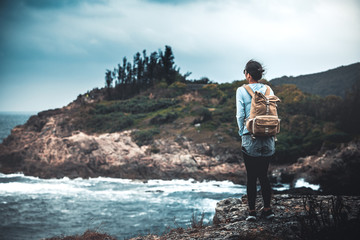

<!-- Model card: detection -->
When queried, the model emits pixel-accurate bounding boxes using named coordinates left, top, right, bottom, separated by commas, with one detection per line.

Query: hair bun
left=245, top=60, right=264, bottom=81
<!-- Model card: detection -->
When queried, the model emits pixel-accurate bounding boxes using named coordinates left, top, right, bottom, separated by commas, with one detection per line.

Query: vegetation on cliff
left=71, top=46, right=360, bottom=165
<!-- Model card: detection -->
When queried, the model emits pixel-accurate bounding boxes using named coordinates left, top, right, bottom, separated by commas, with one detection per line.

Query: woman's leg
left=243, top=151, right=258, bottom=211
left=257, top=155, right=272, bottom=208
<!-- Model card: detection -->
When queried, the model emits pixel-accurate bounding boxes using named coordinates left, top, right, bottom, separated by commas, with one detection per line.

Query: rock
left=213, top=198, right=243, bottom=224
left=275, top=141, right=360, bottom=195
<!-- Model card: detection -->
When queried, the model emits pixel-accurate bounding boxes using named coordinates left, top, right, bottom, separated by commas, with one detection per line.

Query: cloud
left=2, top=0, right=359, bottom=68
left=0, top=0, right=359, bottom=111
left=1, top=0, right=106, bottom=9
left=145, top=0, right=198, bottom=5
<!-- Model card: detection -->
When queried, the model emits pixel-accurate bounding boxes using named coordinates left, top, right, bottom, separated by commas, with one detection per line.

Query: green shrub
left=201, top=121, right=219, bottom=131
left=169, top=81, right=187, bottom=95
left=215, top=104, right=235, bottom=123
left=92, top=97, right=179, bottom=115
left=191, top=107, right=212, bottom=124
left=324, top=131, right=352, bottom=143
left=131, top=128, right=160, bottom=146
left=150, top=111, right=178, bottom=125
left=156, top=80, right=168, bottom=89
left=199, top=84, right=225, bottom=99
left=275, top=132, right=304, bottom=163
left=85, top=112, right=134, bottom=133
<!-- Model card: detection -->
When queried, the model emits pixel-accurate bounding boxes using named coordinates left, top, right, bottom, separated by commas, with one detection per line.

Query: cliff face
left=0, top=103, right=245, bottom=183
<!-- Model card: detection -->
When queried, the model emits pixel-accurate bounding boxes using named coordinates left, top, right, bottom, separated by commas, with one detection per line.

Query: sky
left=0, top=0, right=359, bottom=112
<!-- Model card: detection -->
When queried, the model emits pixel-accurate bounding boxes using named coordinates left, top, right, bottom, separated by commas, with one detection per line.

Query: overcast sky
left=1, top=0, right=359, bottom=112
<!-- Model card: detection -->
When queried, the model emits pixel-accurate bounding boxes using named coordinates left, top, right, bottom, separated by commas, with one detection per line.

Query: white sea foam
left=0, top=173, right=245, bottom=205
left=0, top=172, right=28, bottom=178
left=273, top=183, right=291, bottom=191
left=295, top=178, right=320, bottom=191
left=0, top=173, right=241, bottom=192
left=0, top=182, right=88, bottom=196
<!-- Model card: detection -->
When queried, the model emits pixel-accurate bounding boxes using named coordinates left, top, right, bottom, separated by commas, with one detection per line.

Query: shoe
left=246, top=211, right=256, bottom=221
left=261, top=209, right=275, bottom=220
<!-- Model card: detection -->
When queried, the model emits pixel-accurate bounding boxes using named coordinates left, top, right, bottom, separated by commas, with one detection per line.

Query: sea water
left=0, top=173, right=246, bottom=239
left=0, top=112, right=35, bottom=143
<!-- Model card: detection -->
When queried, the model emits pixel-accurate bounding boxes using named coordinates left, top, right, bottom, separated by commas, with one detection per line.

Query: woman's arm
left=236, top=87, right=245, bottom=136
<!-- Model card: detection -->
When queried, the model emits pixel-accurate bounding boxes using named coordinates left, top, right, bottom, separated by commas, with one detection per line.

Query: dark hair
left=244, top=60, right=265, bottom=81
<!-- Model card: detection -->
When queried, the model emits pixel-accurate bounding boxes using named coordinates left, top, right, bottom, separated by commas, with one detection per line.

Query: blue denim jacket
left=236, top=83, right=275, bottom=157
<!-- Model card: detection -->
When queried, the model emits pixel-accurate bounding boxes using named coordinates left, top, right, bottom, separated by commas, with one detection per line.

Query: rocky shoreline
left=1, top=102, right=360, bottom=194
left=0, top=121, right=246, bottom=183
left=1, top=87, right=360, bottom=195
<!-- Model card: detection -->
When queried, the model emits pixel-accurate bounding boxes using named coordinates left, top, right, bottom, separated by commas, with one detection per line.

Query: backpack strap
left=243, top=84, right=254, bottom=98
left=264, top=85, right=271, bottom=96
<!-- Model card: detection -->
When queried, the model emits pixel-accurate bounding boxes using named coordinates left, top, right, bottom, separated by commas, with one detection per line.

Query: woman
left=236, top=60, right=275, bottom=221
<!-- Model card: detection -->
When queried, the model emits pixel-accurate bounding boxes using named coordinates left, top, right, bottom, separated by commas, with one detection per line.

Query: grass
left=190, top=211, right=206, bottom=229
left=297, top=195, right=360, bottom=240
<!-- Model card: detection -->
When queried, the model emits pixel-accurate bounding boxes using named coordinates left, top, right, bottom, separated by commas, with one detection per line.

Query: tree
left=148, top=51, right=159, bottom=87
left=105, top=69, right=113, bottom=88
left=105, top=69, right=113, bottom=99
left=160, top=45, right=176, bottom=85
left=142, top=50, right=150, bottom=87
left=104, top=45, right=189, bottom=100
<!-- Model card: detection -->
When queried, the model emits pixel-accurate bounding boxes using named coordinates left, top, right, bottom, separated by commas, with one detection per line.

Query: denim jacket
left=236, top=83, right=275, bottom=157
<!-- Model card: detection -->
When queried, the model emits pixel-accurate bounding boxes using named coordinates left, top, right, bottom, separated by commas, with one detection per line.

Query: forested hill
left=270, top=62, right=360, bottom=98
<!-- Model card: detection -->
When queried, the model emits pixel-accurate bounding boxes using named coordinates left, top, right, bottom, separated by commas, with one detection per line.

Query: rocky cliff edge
left=128, top=194, right=360, bottom=240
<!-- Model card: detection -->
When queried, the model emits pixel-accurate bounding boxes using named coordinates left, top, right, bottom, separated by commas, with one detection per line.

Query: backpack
left=243, top=84, right=281, bottom=137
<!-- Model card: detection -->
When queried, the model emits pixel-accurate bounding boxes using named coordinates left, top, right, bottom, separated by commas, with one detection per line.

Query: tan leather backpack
left=243, top=84, right=281, bottom=137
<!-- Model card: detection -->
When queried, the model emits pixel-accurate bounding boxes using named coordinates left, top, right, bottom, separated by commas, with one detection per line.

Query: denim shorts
left=241, top=134, right=275, bottom=157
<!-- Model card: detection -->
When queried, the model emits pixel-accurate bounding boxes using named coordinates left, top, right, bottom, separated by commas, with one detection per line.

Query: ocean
left=0, top=112, right=292, bottom=240
left=0, top=173, right=246, bottom=240
left=0, top=112, right=35, bottom=143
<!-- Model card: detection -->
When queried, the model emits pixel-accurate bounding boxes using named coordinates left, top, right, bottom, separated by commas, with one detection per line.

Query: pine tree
left=103, top=45, right=188, bottom=100
left=160, top=45, right=176, bottom=85
left=105, top=69, right=113, bottom=99
left=105, top=69, right=113, bottom=88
